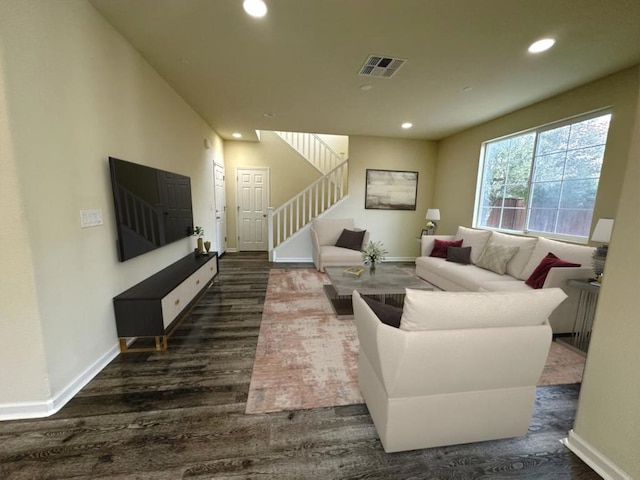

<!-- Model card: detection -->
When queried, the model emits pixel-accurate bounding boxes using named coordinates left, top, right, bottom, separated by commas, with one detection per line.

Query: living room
left=1, top=1, right=638, bottom=478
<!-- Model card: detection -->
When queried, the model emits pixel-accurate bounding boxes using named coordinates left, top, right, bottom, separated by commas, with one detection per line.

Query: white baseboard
left=562, top=429, right=631, bottom=480
left=0, top=341, right=122, bottom=421
left=273, top=256, right=313, bottom=263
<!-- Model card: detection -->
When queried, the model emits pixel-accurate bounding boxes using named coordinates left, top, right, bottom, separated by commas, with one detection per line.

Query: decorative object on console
left=425, top=208, right=440, bottom=234
left=361, top=241, right=388, bottom=274
left=590, top=217, right=614, bottom=282
left=204, top=240, right=211, bottom=253
left=193, top=226, right=204, bottom=254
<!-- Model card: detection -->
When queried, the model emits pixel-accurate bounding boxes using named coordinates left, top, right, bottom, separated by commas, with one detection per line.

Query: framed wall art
left=365, top=169, right=418, bottom=210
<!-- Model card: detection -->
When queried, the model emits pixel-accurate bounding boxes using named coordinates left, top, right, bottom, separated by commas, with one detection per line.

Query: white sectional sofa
left=353, top=288, right=566, bottom=452
left=415, top=226, right=596, bottom=333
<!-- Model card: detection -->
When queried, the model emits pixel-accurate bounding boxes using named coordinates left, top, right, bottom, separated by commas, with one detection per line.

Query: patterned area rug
left=245, top=268, right=586, bottom=414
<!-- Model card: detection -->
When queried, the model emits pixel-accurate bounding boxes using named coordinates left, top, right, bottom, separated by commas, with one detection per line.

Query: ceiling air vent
left=358, top=55, right=406, bottom=78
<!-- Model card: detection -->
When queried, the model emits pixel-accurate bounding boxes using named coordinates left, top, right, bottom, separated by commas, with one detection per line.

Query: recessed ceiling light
left=232, top=133, right=242, bottom=138
left=243, top=0, right=267, bottom=17
left=359, top=84, right=373, bottom=91
left=462, top=86, right=472, bottom=92
left=263, top=112, right=276, bottom=118
left=401, top=122, right=413, bottom=129
left=528, top=38, right=556, bottom=54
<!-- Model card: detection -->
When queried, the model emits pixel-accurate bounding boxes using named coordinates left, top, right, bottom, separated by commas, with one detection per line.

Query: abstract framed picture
left=365, top=169, right=418, bottom=210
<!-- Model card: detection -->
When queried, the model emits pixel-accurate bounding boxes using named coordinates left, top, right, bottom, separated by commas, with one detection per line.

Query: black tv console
left=113, top=252, right=218, bottom=352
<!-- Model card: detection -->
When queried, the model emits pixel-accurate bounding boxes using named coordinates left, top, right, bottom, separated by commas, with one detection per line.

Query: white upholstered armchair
left=310, top=218, right=369, bottom=272
left=353, top=288, right=567, bottom=453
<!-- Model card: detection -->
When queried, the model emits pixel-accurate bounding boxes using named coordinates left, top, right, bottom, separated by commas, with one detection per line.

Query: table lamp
left=425, top=209, right=440, bottom=235
left=591, top=218, right=614, bottom=282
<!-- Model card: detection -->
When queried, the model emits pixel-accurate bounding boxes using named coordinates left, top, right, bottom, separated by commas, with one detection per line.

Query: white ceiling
left=90, top=0, right=640, bottom=142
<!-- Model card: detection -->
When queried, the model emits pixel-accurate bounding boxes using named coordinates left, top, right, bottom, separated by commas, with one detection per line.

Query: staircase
left=275, top=131, right=343, bottom=174
left=269, top=132, right=349, bottom=257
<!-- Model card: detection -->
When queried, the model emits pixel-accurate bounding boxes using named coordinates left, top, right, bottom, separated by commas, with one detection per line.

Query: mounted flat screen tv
left=109, top=157, right=194, bottom=262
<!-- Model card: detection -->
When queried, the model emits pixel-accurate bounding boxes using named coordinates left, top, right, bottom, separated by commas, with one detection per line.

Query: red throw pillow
left=429, top=239, right=463, bottom=258
left=525, top=252, right=581, bottom=289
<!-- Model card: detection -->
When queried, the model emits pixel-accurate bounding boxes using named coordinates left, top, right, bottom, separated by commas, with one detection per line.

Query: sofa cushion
left=475, top=244, right=519, bottom=275
left=335, top=229, right=366, bottom=250
left=525, top=253, right=581, bottom=289
left=446, top=246, right=472, bottom=264
left=455, top=226, right=492, bottom=264
left=312, top=218, right=355, bottom=246
left=430, top=239, right=463, bottom=258
left=487, top=231, right=538, bottom=279
left=362, top=296, right=402, bottom=328
left=399, top=288, right=567, bottom=331
left=520, top=237, right=594, bottom=279
left=318, top=245, right=363, bottom=264
left=478, top=281, right=533, bottom=292
left=432, top=259, right=519, bottom=291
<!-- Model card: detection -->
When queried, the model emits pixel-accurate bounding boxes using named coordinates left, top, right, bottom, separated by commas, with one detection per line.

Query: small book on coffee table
left=343, top=266, right=364, bottom=277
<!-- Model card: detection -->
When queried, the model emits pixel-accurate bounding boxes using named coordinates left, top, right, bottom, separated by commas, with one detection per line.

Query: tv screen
left=109, top=157, right=194, bottom=262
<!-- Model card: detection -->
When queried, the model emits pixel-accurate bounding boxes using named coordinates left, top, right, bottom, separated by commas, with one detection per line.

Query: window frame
left=472, top=109, right=612, bottom=244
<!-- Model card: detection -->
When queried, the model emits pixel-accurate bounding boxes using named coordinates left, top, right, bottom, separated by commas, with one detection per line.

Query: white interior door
left=237, top=167, right=269, bottom=251
left=214, top=163, right=227, bottom=255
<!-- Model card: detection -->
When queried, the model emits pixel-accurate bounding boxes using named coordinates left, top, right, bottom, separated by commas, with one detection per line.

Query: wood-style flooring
left=0, top=252, right=599, bottom=479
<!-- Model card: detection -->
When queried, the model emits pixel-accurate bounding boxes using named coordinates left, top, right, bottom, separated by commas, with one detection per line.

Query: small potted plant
left=361, top=241, right=388, bottom=275
left=193, top=226, right=204, bottom=254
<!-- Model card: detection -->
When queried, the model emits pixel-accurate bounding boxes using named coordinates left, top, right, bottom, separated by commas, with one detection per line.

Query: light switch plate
left=80, top=209, right=104, bottom=228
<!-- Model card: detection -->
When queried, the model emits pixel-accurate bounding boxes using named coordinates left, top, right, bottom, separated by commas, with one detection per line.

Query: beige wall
left=322, top=135, right=438, bottom=259
left=572, top=83, right=640, bottom=478
left=0, top=0, right=219, bottom=406
left=0, top=48, right=50, bottom=404
left=435, top=67, right=640, bottom=237
left=224, top=131, right=322, bottom=250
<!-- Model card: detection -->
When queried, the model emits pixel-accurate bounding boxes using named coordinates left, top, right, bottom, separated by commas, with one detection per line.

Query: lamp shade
left=591, top=218, right=614, bottom=243
left=426, top=209, right=440, bottom=221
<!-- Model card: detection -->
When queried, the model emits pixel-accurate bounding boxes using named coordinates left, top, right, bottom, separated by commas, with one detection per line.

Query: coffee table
left=324, top=264, right=434, bottom=316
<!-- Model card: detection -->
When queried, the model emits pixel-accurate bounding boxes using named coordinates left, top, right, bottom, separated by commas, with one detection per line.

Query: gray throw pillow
left=362, top=296, right=402, bottom=328
left=446, top=246, right=472, bottom=264
left=335, top=229, right=366, bottom=250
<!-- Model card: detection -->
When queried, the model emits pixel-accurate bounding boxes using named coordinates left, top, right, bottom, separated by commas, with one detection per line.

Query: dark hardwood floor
left=0, top=252, right=598, bottom=479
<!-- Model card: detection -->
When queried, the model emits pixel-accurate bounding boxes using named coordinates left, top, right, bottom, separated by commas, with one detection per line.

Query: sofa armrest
left=310, top=227, right=321, bottom=271
left=361, top=229, right=371, bottom=249
left=353, top=292, right=406, bottom=389
left=420, top=235, right=456, bottom=257
left=542, top=266, right=593, bottom=289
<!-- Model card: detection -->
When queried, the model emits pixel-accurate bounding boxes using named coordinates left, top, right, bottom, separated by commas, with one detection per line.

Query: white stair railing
left=275, top=131, right=343, bottom=174
left=269, top=159, right=348, bottom=252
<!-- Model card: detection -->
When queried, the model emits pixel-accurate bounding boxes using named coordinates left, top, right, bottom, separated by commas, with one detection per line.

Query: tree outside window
left=476, top=112, right=611, bottom=241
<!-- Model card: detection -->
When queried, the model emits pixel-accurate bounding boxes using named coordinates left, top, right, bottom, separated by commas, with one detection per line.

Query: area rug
left=245, top=268, right=586, bottom=414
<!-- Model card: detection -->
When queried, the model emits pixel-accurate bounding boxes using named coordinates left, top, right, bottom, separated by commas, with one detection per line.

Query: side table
left=563, top=279, right=600, bottom=353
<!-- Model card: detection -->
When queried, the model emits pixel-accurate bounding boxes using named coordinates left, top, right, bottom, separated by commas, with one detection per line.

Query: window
left=475, top=112, right=611, bottom=241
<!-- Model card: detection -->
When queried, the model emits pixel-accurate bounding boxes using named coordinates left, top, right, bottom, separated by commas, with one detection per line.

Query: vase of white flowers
left=361, top=241, right=388, bottom=275
left=193, top=226, right=204, bottom=254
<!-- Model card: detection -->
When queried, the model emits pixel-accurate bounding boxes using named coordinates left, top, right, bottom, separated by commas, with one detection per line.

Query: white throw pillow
left=487, top=231, right=538, bottom=279
left=455, top=226, right=492, bottom=264
left=520, top=236, right=595, bottom=280
left=399, top=288, right=567, bottom=331
left=475, top=244, right=519, bottom=275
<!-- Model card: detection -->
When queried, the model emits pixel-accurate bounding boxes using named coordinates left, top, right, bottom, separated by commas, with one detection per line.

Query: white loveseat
left=311, top=218, right=370, bottom=272
left=353, top=288, right=567, bottom=453
left=415, top=226, right=595, bottom=333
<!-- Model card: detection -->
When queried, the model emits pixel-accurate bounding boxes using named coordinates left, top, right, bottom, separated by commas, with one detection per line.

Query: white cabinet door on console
left=161, top=278, right=193, bottom=329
